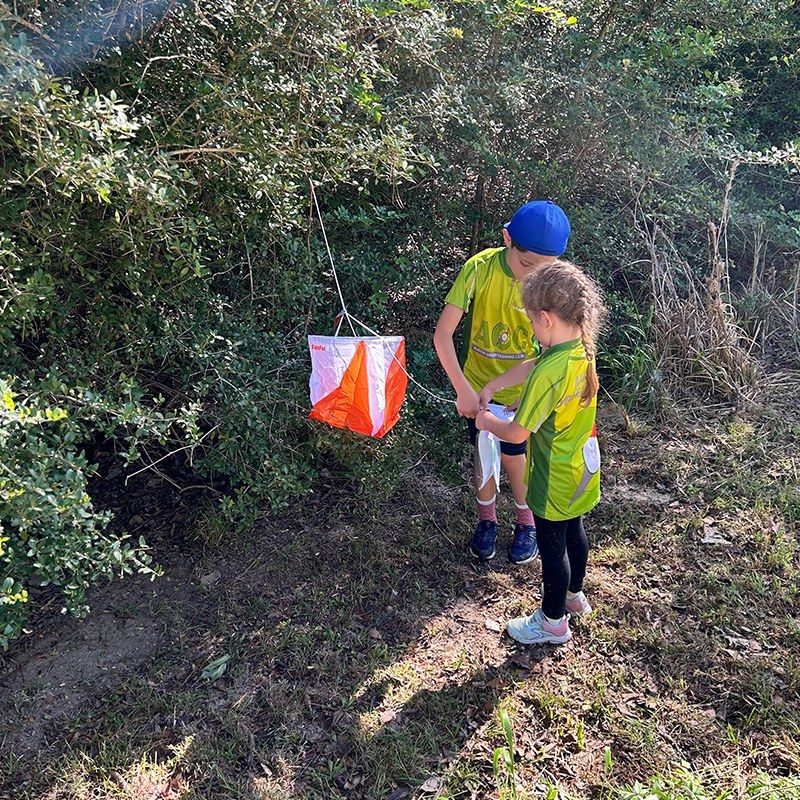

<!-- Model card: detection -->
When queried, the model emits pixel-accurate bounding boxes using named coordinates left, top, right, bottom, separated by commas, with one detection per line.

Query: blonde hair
left=522, top=260, right=608, bottom=406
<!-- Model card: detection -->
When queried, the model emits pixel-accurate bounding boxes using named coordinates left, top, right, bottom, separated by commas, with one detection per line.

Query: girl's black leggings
left=535, top=515, right=589, bottom=620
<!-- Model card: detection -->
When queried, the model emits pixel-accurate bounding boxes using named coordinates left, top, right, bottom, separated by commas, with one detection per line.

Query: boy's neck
left=509, top=263, right=527, bottom=282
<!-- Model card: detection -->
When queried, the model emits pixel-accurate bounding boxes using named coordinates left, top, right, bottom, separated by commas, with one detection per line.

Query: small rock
left=700, top=524, right=729, bottom=545
left=484, top=618, right=502, bottom=633
left=128, top=514, right=145, bottom=526
left=368, top=628, right=383, bottom=640
left=303, top=722, right=326, bottom=742
left=333, top=734, right=354, bottom=756
left=200, top=570, right=222, bottom=586
left=420, top=776, right=444, bottom=793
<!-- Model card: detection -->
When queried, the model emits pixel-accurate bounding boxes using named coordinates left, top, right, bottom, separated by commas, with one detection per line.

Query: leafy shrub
left=0, top=2, right=460, bottom=640
left=0, top=381, right=154, bottom=647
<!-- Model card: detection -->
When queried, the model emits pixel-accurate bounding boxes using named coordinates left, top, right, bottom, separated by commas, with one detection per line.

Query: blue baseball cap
left=504, top=200, right=571, bottom=256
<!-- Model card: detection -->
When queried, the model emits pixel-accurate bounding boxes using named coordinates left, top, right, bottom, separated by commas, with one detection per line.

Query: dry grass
left=736, top=271, right=800, bottom=368
left=633, top=160, right=800, bottom=408
left=640, top=181, right=763, bottom=405
left=636, top=168, right=800, bottom=417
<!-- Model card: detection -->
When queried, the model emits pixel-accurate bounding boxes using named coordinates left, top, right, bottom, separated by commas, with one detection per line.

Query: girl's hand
left=504, top=398, right=520, bottom=412
left=475, top=409, right=494, bottom=431
left=456, top=386, right=480, bottom=418
left=478, top=382, right=496, bottom=409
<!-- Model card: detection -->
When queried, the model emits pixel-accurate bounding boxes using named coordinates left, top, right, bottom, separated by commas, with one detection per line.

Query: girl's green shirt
left=513, top=338, right=600, bottom=521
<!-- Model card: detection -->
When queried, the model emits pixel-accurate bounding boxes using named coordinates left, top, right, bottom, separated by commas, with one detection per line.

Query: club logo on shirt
left=473, top=321, right=530, bottom=353
left=558, top=372, right=588, bottom=408
left=583, top=436, right=600, bottom=474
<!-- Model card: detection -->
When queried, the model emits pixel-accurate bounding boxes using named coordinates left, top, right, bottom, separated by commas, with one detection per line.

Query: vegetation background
left=0, top=1, right=798, bottom=798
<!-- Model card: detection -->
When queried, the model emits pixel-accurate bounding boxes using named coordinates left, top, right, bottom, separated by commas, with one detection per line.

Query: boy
left=433, top=200, right=571, bottom=562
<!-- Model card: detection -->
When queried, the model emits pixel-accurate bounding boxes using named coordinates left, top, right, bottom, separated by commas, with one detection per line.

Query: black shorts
left=466, top=418, right=526, bottom=456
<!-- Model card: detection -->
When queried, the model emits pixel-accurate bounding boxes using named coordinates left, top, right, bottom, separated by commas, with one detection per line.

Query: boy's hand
left=504, top=398, right=520, bottom=412
left=456, top=386, right=480, bottom=418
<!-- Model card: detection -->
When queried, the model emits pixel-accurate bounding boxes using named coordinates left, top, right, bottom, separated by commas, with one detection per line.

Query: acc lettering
left=511, top=325, right=530, bottom=351
left=473, top=321, right=532, bottom=356
left=474, top=319, right=491, bottom=347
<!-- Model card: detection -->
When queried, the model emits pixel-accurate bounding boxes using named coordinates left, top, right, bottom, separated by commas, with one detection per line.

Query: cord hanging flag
left=306, top=180, right=453, bottom=438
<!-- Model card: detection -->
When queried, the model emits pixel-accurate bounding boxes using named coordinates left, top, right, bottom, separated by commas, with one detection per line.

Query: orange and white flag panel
left=308, top=335, right=408, bottom=438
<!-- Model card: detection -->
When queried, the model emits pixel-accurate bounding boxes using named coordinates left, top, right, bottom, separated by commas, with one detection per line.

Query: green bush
left=0, top=3, right=448, bottom=641
left=0, top=381, right=154, bottom=647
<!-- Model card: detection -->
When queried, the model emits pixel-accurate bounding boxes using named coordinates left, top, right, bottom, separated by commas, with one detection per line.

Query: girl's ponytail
left=580, top=323, right=599, bottom=406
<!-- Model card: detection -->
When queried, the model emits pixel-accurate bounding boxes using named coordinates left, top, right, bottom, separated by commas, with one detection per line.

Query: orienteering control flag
left=308, top=335, right=408, bottom=438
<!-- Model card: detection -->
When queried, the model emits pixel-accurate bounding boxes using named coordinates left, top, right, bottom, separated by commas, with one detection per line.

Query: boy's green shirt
left=513, top=338, right=600, bottom=521
left=445, top=247, right=538, bottom=406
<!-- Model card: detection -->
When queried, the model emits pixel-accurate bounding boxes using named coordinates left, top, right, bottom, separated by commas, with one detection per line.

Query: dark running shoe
left=508, top=524, right=538, bottom=564
left=470, top=520, right=498, bottom=560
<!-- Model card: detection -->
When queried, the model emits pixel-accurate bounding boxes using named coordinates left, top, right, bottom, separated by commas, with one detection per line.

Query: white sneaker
left=506, top=609, right=572, bottom=645
left=539, top=583, right=593, bottom=619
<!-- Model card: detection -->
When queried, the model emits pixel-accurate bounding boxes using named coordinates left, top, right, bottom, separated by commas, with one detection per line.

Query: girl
left=475, top=260, right=607, bottom=644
